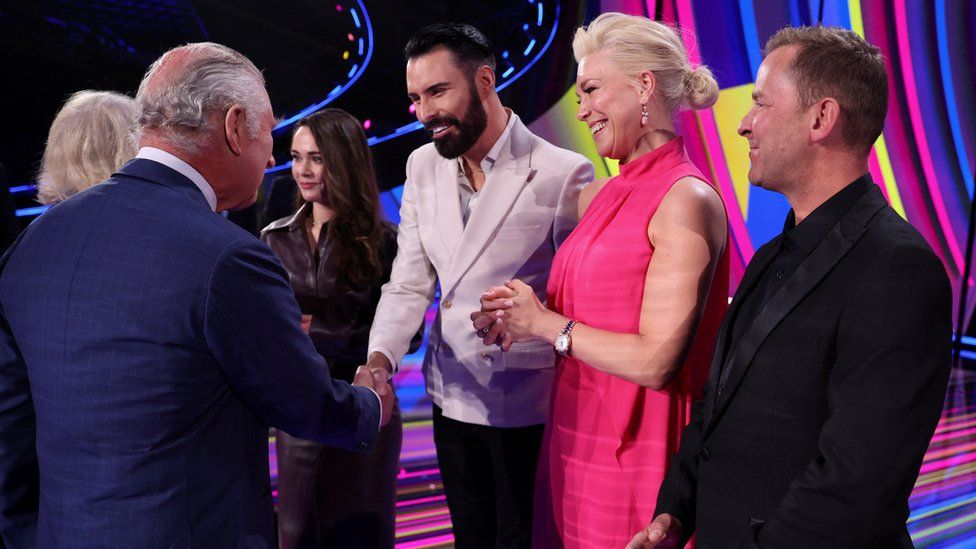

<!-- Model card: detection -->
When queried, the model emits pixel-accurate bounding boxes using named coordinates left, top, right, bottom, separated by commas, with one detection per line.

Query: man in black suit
left=629, top=26, right=951, bottom=548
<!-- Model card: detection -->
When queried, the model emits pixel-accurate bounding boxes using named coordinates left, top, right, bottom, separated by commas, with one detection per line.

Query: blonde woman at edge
left=473, top=13, right=729, bottom=548
left=37, top=90, right=138, bottom=205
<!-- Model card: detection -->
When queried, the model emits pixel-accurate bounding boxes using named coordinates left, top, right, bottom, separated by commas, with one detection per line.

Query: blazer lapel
left=701, top=241, right=780, bottom=429
left=442, top=119, right=536, bottom=296
left=434, top=159, right=464, bottom=260
left=703, top=187, right=888, bottom=437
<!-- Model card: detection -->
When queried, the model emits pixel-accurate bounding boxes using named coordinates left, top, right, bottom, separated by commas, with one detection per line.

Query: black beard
left=425, top=84, right=488, bottom=159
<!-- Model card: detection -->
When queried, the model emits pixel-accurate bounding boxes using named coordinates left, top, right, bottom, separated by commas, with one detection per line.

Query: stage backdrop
left=522, top=0, right=975, bottom=323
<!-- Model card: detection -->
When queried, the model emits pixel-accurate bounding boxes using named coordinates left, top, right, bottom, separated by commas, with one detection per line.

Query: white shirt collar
left=135, top=147, right=218, bottom=211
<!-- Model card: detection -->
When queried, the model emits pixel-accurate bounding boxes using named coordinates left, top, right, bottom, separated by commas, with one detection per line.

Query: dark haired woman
left=262, top=108, right=415, bottom=548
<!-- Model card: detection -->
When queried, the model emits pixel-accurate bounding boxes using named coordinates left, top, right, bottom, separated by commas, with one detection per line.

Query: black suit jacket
left=655, top=185, right=951, bottom=548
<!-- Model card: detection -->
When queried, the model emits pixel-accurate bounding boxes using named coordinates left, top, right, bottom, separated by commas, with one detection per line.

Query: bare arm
left=480, top=177, right=726, bottom=388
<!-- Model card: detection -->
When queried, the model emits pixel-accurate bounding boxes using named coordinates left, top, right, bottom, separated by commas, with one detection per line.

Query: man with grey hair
left=0, top=42, right=391, bottom=548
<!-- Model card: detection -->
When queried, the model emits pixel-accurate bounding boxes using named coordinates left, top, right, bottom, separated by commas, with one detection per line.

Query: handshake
left=353, top=353, right=396, bottom=428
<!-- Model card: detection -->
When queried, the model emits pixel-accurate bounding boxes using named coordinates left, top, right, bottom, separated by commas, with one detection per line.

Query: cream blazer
left=368, top=114, right=594, bottom=427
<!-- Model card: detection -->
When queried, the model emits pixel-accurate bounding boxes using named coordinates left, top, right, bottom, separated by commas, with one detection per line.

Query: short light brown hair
left=765, top=26, right=888, bottom=152
left=37, top=90, right=138, bottom=205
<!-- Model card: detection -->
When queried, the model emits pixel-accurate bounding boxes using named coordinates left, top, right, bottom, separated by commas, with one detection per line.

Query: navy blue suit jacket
left=0, top=159, right=379, bottom=548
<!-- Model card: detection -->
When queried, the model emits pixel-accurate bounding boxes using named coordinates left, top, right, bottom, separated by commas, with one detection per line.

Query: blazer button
left=442, top=300, right=453, bottom=309
left=717, top=385, right=725, bottom=397
left=700, top=447, right=711, bottom=461
left=359, top=441, right=367, bottom=449
left=480, top=352, right=493, bottom=362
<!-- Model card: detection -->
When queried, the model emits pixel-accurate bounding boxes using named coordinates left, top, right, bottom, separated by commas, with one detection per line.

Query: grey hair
left=136, top=42, right=267, bottom=153
left=573, top=12, right=719, bottom=113
left=37, top=90, right=139, bottom=205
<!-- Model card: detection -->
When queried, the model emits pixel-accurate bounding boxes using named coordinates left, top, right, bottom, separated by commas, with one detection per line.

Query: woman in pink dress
left=473, top=13, right=729, bottom=548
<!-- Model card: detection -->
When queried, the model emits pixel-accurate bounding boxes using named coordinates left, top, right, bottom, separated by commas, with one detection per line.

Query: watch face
left=555, top=334, right=570, bottom=353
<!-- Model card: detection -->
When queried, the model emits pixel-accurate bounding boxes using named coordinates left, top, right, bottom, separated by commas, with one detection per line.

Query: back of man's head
left=765, top=26, right=887, bottom=154
left=404, top=23, right=496, bottom=78
left=136, top=42, right=266, bottom=155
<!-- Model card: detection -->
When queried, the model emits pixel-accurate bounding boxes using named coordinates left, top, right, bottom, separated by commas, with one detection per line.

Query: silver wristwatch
left=554, top=319, right=577, bottom=357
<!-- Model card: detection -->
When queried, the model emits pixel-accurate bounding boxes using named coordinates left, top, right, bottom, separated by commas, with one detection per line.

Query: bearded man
left=362, top=23, right=593, bottom=549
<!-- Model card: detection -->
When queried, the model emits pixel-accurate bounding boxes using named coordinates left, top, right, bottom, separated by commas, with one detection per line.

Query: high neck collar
left=618, top=137, right=686, bottom=180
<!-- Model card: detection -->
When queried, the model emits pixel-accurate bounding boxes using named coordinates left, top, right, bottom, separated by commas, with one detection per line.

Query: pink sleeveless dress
left=533, top=138, right=729, bottom=548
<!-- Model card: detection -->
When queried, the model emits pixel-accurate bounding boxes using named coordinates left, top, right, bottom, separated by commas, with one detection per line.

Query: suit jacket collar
left=702, top=184, right=889, bottom=436
left=438, top=114, right=536, bottom=295
left=115, top=158, right=214, bottom=212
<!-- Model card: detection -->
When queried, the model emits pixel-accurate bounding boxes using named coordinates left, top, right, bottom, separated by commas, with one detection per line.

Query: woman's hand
left=471, top=285, right=515, bottom=350
left=482, top=279, right=550, bottom=348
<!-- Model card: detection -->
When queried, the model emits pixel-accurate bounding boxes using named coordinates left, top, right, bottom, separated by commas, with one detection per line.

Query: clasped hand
left=469, top=279, right=546, bottom=351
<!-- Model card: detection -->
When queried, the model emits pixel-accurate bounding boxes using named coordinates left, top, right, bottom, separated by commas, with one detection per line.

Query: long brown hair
left=294, top=109, right=384, bottom=288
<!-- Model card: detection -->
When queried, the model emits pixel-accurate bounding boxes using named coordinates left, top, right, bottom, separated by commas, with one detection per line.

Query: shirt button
left=717, top=385, right=725, bottom=397
left=701, top=447, right=711, bottom=461
left=442, top=300, right=453, bottom=309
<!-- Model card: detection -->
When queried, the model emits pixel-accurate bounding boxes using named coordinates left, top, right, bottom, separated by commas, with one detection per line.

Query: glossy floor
left=271, top=361, right=976, bottom=548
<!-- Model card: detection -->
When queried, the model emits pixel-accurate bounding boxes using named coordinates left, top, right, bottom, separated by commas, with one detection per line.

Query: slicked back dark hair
left=404, top=23, right=497, bottom=78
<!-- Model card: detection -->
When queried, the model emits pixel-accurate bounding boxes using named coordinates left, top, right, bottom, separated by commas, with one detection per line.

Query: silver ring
left=479, top=327, right=490, bottom=336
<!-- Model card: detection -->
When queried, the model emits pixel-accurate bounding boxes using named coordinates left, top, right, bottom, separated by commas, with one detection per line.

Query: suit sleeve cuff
left=364, top=386, right=382, bottom=430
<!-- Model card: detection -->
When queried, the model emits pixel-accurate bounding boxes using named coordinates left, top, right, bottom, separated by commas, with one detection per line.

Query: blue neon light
left=16, top=206, right=48, bottom=217
left=522, top=23, right=529, bottom=31
left=266, top=161, right=292, bottom=174
left=272, top=0, right=374, bottom=133
left=935, top=0, right=974, bottom=195
left=524, top=38, right=536, bottom=56
left=502, top=67, right=515, bottom=78
left=347, top=64, right=358, bottom=78
left=361, top=1, right=561, bottom=146
left=737, top=0, right=763, bottom=79
left=537, top=2, right=543, bottom=25
left=351, top=7, right=360, bottom=29
left=502, top=50, right=509, bottom=59
left=958, top=335, right=976, bottom=347
left=9, top=184, right=36, bottom=194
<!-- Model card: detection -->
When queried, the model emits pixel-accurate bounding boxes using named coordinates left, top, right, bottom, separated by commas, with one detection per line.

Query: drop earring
left=640, top=104, right=649, bottom=128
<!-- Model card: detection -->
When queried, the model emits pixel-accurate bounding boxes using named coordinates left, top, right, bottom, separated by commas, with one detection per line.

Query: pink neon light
left=868, top=151, right=890, bottom=202
left=363, top=119, right=372, bottom=130
left=396, top=533, right=455, bottom=549
left=671, top=0, right=755, bottom=262
left=893, top=1, right=964, bottom=271
left=335, top=4, right=342, bottom=11
left=396, top=494, right=446, bottom=508
left=397, top=467, right=440, bottom=480
left=928, top=425, right=976, bottom=445
left=919, top=450, right=976, bottom=475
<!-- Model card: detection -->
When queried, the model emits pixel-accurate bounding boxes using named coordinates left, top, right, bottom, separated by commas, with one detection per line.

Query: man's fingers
left=501, top=332, right=514, bottom=352
left=626, top=530, right=650, bottom=549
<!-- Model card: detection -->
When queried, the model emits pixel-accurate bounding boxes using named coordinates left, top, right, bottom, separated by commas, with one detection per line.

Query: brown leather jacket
left=261, top=204, right=419, bottom=382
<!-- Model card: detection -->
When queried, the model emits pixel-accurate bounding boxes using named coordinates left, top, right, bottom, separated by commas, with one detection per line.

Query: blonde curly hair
left=37, top=90, right=138, bottom=205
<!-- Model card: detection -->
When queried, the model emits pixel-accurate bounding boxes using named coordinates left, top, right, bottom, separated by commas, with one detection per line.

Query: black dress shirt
left=721, top=176, right=872, bottom=380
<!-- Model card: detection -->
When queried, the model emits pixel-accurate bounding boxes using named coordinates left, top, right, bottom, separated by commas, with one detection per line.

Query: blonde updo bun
left=573, top=12, right=718, bottom=113
left=684, top=65, right=719, bottom=110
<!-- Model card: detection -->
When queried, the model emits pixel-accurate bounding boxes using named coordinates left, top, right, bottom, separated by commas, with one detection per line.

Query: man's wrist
left=366, top=351, right=394, bottom=375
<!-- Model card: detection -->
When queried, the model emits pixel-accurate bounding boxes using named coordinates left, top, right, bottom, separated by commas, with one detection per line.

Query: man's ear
left=810, top=97, right=840, bottom=144
left=224, top=105, right=245, bottom=156
left=476, top=65, right=495, bottom=99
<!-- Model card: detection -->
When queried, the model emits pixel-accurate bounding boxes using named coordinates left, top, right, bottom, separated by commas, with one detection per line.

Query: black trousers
left=432, top=405, right=545, bottom=549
